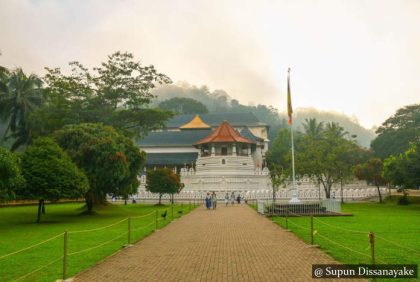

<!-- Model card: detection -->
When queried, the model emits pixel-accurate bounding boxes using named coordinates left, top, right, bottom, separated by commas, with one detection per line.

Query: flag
left=287, top=68, right=293, bottom=125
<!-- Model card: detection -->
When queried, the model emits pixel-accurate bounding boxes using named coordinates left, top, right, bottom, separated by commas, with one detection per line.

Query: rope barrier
left=68, top=218, right=128, bottom=234
left=67, top=232, right=128, bottom=256
left=375, top=234, right=420, bottom=256
left=273, top=218, right=311, bottom=231
left=0, top=232, right=64, bottom=260
left=312, top=217, right=366, bottom=234
left=131, top=221, right=156, bottom=232
left=130, top=210, right=155, bottom=219
left=12, top=256, right=63, bottom=282
left=5, top=205, right=188, bottom=281
left=315, top=232, right=377, bottom=261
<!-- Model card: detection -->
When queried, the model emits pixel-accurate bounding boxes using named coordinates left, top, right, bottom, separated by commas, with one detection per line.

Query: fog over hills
left=152, top=83, right=376, bottom=147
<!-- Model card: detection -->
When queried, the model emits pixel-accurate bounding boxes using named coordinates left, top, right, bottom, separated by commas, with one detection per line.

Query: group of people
left=205, top=191, right=243, bottom=210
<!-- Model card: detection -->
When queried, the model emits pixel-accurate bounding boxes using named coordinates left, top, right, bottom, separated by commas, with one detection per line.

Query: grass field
left=272, top=197, right=420, bottom=281
left=0, top=201, right=196, bottom=281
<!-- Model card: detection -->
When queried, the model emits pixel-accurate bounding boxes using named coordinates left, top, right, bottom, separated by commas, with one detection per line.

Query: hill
left=152, top=83, right=376, bottom=147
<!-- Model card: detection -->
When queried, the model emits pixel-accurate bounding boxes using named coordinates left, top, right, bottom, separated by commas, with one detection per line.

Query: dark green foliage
left=0, top=146, right=24, bottom=202
left=146, top=168, right=182, bottom=204
left=53, top=123, right=146, bottom=211
left=371, top=104, right=420, bottom=159
left=34, top=51, right=172, bottom=138
left=397, top=195, right=410, bottom=205
left=19, top=138, right=89, bottom=222
left=383, top=143, right=420, bottom=190
left=266, top=128, right=303, bottom=187
left=0, top=68, right=45, bottom=150
left=354, top=158, right=386, bottom=203
left=158, top=97, right=208, bottom=114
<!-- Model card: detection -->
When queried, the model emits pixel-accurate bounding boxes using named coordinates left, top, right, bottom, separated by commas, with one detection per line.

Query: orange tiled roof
left=179, top=115, right=211, bottom=129
left=194, top=121, right=255, bottom=145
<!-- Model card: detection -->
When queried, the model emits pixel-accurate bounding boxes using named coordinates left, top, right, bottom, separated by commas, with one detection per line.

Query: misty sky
left=1, top=0, right=419, bottom=128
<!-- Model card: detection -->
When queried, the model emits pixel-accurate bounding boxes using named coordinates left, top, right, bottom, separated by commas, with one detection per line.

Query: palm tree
left=325, top=122, right=349, bottom=138
left=0, top=68, right=44, bottom=150
left=302, top=118, right=324, bottom=139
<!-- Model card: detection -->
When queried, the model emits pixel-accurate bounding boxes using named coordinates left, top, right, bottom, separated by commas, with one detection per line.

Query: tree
left=19, top=138, right=89, bottom=222
left=37, top=52, right=173, bottom=138
left=158, top=97, right=208, bottom=114
left=53, top=123, right=145, bottom=211
left=146, top=168, right=183, bottom=205
left=269, top=164, right=289, bottom=203
left=371, top=104, right=420, bottom=159
left=383, top=143, right=420, bottom=190
left=266, top=128, right=296, bottom=198
left=296, top=120, right=361, bottom=199
left=354, top=158, right=386, bottom=203
left=0, top=146, right=24, bottom=202
left=0, top=68, right=44, bottom=150
left=302, top=118, right=324, bottom=139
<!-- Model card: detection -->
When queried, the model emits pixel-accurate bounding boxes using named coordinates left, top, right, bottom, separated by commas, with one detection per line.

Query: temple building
left=181, top=120, right=271, bottom=192
left=137, top=113, right=271, bottom=194
left=138, top=113, right=269, bottom=169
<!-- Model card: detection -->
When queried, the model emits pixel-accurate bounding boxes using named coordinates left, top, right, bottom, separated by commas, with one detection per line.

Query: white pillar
left=211, top=144, right=215, bottom=156
left=232, top=143, right=237, bottom=156
left=247, top=144, right=251, bottom=156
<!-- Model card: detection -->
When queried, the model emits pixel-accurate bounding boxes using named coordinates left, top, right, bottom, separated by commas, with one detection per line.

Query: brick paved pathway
left=75, top=205, right=364, bottom=282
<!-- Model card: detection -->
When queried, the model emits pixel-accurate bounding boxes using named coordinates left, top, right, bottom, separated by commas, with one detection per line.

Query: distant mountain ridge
left=152, top=83, right=376, bottom=147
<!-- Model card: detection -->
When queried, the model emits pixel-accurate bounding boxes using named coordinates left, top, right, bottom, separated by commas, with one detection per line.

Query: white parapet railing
left=257, top=200, right=265, bottom=214
left=257, top=199, right=342, bottom=216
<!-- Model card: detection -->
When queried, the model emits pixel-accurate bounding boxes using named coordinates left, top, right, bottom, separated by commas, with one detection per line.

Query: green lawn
left=272, top=197, right=420, bottom=281
left=0, top=201, right=196, bottom=281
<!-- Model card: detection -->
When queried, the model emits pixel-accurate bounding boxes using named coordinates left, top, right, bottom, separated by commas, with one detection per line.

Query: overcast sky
left=1, top=0, right=419, bottom=128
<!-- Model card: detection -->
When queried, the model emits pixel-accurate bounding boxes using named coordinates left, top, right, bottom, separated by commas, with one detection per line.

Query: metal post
left=155, top=209, right=158, bottom=230
left=63, top=231, right=68, bottom=280
left=311, top=216, right=314, bottom=245
left=128, top=217, right=131, bottom=245
left=369, top=232, right=375, bottom=265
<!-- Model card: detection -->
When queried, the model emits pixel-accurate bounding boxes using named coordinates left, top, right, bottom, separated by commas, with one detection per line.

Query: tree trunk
left=37, top=199, right=43, bottom=223
left=388, top=183, right=391, bottom=199
left=318, top=183, right=321, bottom=200
left=42, top=200, right=46, bottom=214
left=340, top=178, right=344, bottom=204
left=159, top=193, right=162, bottom=205
left=85, top=191, right=94, bottom=212
left=376, top=183, right=383, bottom=203
left=321, top=181, right=331, bottom=199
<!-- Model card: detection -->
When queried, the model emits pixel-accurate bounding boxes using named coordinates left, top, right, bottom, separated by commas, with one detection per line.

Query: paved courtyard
left=74, top=204, right=364, bottom=282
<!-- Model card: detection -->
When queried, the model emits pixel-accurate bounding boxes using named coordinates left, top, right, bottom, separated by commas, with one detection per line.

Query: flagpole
left=288, top=68, right=300, bottom=203
left=289, top=122, right=299, bottom=203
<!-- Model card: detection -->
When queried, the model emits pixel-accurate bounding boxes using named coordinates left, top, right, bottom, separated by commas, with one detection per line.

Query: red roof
left=194, top=121, right=255, bottom=145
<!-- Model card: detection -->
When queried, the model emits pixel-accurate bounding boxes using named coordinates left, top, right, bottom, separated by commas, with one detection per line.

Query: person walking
left=205, top=193, right=212, bottom=210
left=237, top=193, right=241, bottom=204
left=211, top=192, right=217, bottom=210
left=231, top=192, right=235, bottom=206
left=224, top=193, right=229, bottom=207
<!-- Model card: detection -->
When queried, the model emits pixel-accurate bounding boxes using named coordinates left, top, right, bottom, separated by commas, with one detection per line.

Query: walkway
left=75, top=205, right=364, bottom=282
